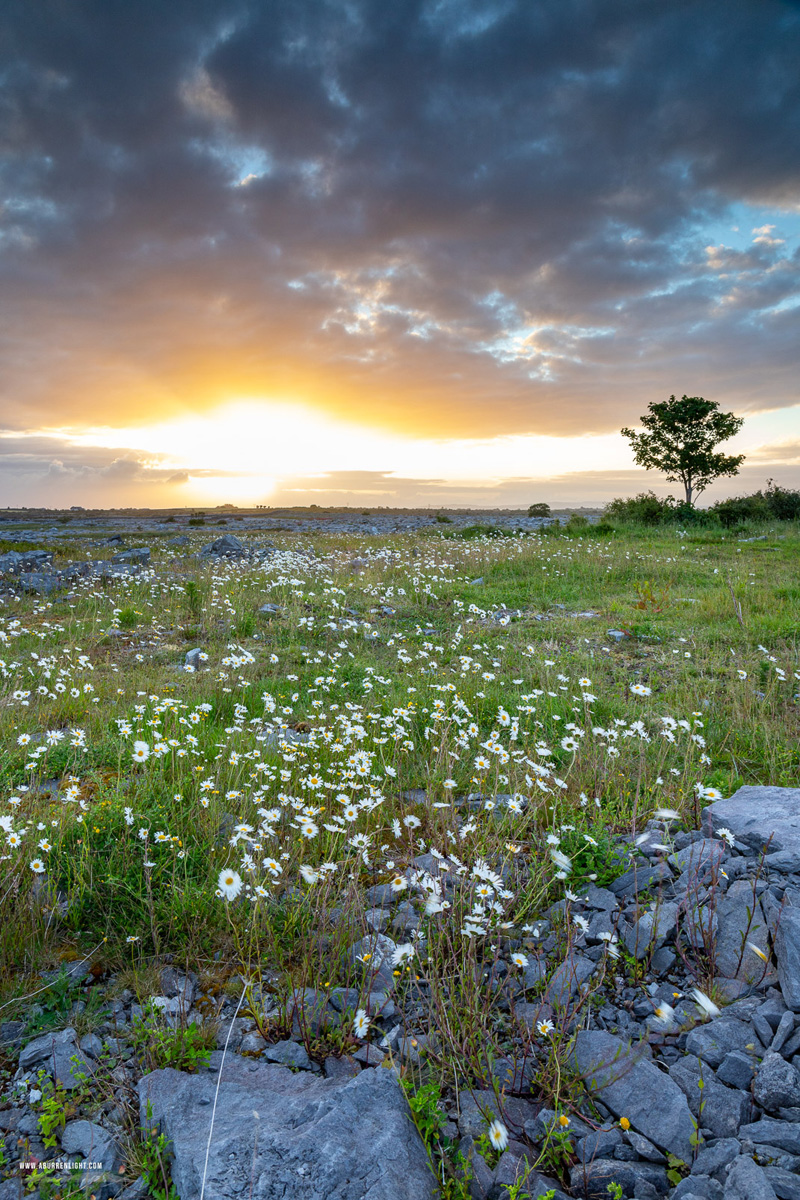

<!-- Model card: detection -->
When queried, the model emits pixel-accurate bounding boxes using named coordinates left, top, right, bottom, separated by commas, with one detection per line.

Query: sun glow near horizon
left=50, top=399, right=631, bottom=502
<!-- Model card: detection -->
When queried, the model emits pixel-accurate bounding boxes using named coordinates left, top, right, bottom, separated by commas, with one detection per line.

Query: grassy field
left=0, top=517, right=798, bottom=1185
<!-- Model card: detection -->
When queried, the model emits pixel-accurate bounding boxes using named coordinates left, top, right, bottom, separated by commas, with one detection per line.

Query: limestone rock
left=138, top=1055, right=437, bottom=1199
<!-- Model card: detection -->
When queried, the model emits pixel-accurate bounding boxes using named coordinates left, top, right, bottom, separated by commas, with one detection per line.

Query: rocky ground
left=2, top=784, right=800, bottom=1200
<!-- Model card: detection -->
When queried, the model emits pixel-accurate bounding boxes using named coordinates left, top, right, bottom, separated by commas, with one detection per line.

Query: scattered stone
left=569, top=1157, right=668, bottom=1198
left=717, top=1049, right=756, bottom=1090
left=61, top=1119, right=122, bottom=1190
left=622, top=901, right=679, bottom=960
left=544, top=952, right=595, bottom=1007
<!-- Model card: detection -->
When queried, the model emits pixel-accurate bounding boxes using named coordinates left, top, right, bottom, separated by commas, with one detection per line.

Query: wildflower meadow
left=1, top=513, right=798, bottom=1198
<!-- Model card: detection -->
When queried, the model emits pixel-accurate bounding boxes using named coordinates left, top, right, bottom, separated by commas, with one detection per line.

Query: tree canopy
left=621, top=395, right=745, bottom=506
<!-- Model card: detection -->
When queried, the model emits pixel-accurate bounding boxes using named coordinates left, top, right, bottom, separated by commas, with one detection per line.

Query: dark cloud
left=0, top=0, right=798, bottom=446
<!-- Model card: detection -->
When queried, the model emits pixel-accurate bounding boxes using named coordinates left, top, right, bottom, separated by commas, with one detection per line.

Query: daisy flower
left=487, top=1120, right=508, bottom=1152
left=353, top=1008, right=370, bottom=1038
left=217, top=868, right=243, bottom=900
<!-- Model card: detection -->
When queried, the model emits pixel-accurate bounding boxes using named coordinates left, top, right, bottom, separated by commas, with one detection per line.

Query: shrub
left=711, top=482, right=800, bottom=527
left=604, top=493, right=718, bottom=527
left=604, top=492, right=672, bottom=526
left=712, top=493, right=772, bottom=528
left=528, top=503, right=551, bottom=518
left=565, top=514, right=589, bottom=532
left=765, top=481, right=800, bottom=520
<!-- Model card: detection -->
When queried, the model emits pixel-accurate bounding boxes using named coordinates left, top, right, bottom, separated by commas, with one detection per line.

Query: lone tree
left=621, top=395, right=745, bottom=506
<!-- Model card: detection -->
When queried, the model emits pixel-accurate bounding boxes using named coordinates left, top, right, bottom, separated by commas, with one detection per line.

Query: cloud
left=0, top=433, right=254, bottom=505
left=0, top=0, right=798, bottom=459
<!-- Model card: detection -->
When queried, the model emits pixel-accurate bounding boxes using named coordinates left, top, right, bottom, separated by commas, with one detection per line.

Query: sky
left=1, top=0, right=799, bottom=508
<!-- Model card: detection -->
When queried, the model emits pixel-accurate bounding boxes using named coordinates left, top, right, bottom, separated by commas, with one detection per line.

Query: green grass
left=0, top=518, right=797, bottom=1134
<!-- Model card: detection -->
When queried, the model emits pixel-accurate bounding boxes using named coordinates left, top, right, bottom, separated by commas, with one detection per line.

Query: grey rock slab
left=622, top=901, right=678, bottom=961
left=714, top=879, right=773, bottom=984
left=543, top=952, right=595, bottom=1007
left=671, top=1179, right=724, bottom=1200
left=771, top=1011, right=796, bottom=1053
left=740, top=1118, right=800, bottom=1154
left=582, top=884, right=619, bottom=911
left=717, top=1050, right=757, bottom=1090
left=763, top=1165, right=800, bottom=1200
left=690, top=1138, right=741, bottom=1177
left=668, top=840, right=727, bottom=886
left=61, top=1118, right=122, bottom=1188
left=18, top=570, right=65, bottom=595
left=703, top=787, right=800, bottom=858
left=685, top=1017, right=757, bottom=1068
left=520, top=959, right=547, bottom=990
left=263, top=1039, right=311, bottom=1069
left=724, top=1154, right=779, bottom=1200
left=609, top=860, right=673, bottom=898
left=575, top=1128, right=622, bottom=1162
left=568, top=1158, right=668, bottom=1197
left=18, top=1026, right=92, bottom=1089
left=323, top=1055, right=360, bottom=1082
left=347, top=933, right=398, bottom=991
left=775, top=908, right=800, bottom=1011
left=571, top=1030, right=695, bottom=1161
left=625, top=1130, right=666, bottom=1162
left=112, top=547, right=150, bottom=565
left=457, top=1089, right=536, bottom=1140
left=754, top=1052, right=800, bottom=1112
left=669, top=1054, right=749, bottom=1139
left=138, top=1055, right=436, bottom=1200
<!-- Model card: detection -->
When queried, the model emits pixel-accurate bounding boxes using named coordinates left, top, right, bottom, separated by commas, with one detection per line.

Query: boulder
left=669, top=1054, right=749, bottom=1139
left=112, top=547, right=150, bottom=565
left=18, top=1027, right=92, bottom=1089
left=138, top=1055, right=437, bottom=1199
left=570, top=1031, right=695, bottom=1162
left=753, top=1051, right=800, bottom=1112
left=703, top=787, right=800, bottom=859
left=684, top=1017, right=756, bottom=1069
left=61, top=1119, right=122, bottom=1190
left=775, top=907, right=800, bottom=1011
left=714, top=879, right=774, bottom=984
left=200, top=534, right=247, bottom=559
left=724, top=1154, right=779, bottom=1200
